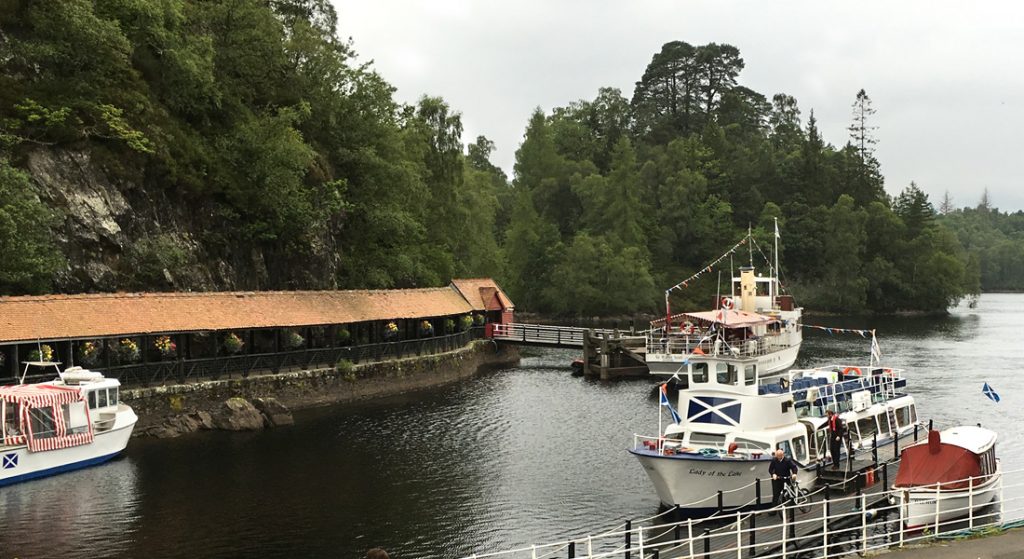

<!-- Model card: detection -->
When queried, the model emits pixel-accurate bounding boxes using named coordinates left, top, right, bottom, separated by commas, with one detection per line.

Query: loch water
left=1, top=294, right=1022, bottom=559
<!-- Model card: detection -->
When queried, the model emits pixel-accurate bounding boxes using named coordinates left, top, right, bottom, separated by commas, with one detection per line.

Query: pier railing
left=7, top=328, right=486, bottom=387
left=460, top=461, right=1023, bottom=559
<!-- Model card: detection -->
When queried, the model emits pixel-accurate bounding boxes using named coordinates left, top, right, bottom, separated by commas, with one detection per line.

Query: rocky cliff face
left=26, top=147, right=338, bottom=293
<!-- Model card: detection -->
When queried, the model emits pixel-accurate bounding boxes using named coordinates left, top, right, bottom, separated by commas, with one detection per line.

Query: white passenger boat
left=646, top=225, right=802, bottom=383
left=894, top=426, right=1001, bottom=529
left=1, top=362, right=137, bottom=486
left=630, top=364, right=921, bottom=514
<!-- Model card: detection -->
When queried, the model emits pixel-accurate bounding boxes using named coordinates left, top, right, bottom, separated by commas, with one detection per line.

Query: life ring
left=843, top=366, right=862, bottom=376
left=721, top=297, right=734, bottom=310
left=682, top=321, right=695, bottom=334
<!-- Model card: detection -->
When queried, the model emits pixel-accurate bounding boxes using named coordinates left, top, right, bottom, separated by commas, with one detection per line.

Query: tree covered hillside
left=0, top=3, right=980, bottom=314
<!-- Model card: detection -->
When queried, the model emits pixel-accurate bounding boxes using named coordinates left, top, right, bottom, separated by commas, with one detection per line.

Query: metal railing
left=461, top=453, right=1019, bottom=559
left=3, top=329, right=486, bottom=388
left=490, top=323, right=641, bottom=347
left=646, top=333, right=788, bottom=359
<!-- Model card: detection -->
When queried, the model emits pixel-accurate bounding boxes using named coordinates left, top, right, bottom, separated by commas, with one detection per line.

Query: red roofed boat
left=893, top=426, right=1001, bottom=529
left=1, top=362, right=137, bottom=486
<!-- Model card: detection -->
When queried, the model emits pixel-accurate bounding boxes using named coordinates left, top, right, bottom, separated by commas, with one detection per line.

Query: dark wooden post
left=624, top=519, right=631, bottom=559
left=64, top=340, right=74, bottom=367
left=176, top=333, right=185, bottom=383
left=141, top=336, right=149, bottom=365
left=10, top=345, right=18, bottom=379
left=567, top=541, right=575, bottom=558
left=749, top=506, right=757, bottom=549
left=104, top=339, right=112, bottom=370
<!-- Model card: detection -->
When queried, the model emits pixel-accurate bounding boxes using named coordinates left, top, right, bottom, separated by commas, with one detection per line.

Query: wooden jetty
left=488, top=323, right=649, bottom=379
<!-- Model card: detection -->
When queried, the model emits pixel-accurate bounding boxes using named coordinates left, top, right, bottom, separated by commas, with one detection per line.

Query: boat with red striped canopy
left=1, top=362, right=137, bottom=486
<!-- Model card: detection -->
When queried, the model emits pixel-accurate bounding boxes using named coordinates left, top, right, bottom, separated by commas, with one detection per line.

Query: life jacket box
left=851, top=390, right=872, bottom=412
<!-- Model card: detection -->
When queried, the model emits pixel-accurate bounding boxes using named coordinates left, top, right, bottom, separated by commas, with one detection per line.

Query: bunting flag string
left=797, top=323, right=874, bottom=337
left=665, top=237, right=749, bottom=294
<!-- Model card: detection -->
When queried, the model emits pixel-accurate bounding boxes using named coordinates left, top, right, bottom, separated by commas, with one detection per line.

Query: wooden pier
left=489, top=323, right=650, bottom=379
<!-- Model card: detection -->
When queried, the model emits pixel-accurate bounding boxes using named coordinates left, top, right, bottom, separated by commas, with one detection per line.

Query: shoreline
left=123, top=339, right=520, bottom=437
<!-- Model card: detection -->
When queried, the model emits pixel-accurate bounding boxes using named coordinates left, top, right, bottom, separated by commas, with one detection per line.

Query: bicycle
left=781, top=477, right=812, bottom=514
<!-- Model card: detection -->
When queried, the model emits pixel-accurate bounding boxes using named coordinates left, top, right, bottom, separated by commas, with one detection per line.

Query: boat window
left=108, top=387, right=118, bottom=406
left=689, top=433, right=726, bottom=447
left=744, top=365, right=757, bottom=386
left=813, top=429, right=827, bottom=459
left=857, top=417, right=877, bottom=441
left=88, top=390, right=97, bottom=409
left=692, top=363, right=708, bottom=383
left=98, top=389, right=108, bottom=408
left=2, top=403, right=21, bottom=438
left=791, top=436, right=808, bottom=463
left=63, top=402, right=90, bottom=435
left=28, top=407, right=56, bottom=439
left=895, top=405, right=918, bottom=427
left=734, top=437, right=770, bottom=453
left=777, top=439, right=792, bottom=457
left=877, top=411, right=891, bottom=434
left=716, top=363, right=737, bottom=385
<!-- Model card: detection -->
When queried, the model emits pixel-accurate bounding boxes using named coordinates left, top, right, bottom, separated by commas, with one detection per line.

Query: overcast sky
left=333, top=1, right=1024, bottom=212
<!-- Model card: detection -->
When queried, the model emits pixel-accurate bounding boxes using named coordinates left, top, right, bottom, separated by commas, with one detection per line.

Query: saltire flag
left=983, top=382, right=1001, bottom=403
left=870, top=331, right=882, bottom=364
left=660, top=384, right=682, bottom=424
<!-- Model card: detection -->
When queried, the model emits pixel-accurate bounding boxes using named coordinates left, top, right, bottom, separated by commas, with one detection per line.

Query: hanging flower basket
left=473, top=313, right=485, bottom=326
left=384, top=321, right=399, bottom=341
left=336, top=327, right=351, bottom=345
left=154, top=335, right=177, bottom=359
left=284, top=330, right=305, bottom=350
left=223, top=333, right=245, bottom=355
left=419, top=320, right=434, bottom=337
left=78, top=341, right=101, bottom=366
left=27, top=344, right=55, bottom=362
left=458, top=315, right=473, bottom=332
left=116, top=338, right=140, bottom=363
left=444, top=319, right=456, bottom=334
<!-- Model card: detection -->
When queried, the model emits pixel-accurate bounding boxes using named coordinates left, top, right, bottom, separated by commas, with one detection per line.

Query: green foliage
left=124, top=234, right=192, bottom=290
left=336, top=358, right=355, bottom=380
left=0, top=161, right=64, bottom=294
left=0, top=11, right=984, bottom=316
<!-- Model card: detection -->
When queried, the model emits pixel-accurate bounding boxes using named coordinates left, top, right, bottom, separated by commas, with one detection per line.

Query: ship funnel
left=928, top=429, right=941, bottom=454
left=739, top=267, right=756, bottom=313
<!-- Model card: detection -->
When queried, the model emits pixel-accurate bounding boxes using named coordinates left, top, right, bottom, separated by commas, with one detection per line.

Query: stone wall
left=124, top=340, right=519, bottom=436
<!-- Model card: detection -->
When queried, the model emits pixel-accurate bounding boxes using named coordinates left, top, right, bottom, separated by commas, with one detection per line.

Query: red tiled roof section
left=0, top=287, right=476, bottom=343
left=450, top=278, right=514, bottom=311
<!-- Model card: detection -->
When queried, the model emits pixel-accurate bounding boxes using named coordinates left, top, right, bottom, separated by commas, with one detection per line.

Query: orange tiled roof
left=0, top=286, right=479, bottom=344
left=450, top=278, right=514, bottom=311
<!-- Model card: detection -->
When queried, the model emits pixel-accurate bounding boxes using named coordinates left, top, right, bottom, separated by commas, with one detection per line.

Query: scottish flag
left=660, top=384, right=682, bottom=424
left=983, top=382, right=1000, bottom=403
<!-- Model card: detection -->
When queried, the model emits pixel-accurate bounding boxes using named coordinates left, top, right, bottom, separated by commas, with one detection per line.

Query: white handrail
left=460, top=464, right=1021, bottom=559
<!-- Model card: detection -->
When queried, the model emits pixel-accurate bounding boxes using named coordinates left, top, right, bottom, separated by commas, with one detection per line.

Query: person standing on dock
left=769, top=448, right=798, bottom=509
left=827, top=409, right=844, bottom=470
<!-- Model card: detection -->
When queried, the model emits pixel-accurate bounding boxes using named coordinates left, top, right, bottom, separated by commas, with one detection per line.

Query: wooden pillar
left=141, top=336, right=148, bottom=364
left=10, top=345, right=18, bottom=379
left=104, top=339, right=112, bottom=370
left=64, top=340, right=74, bottom=367
left=582, top=330, right=592, bottom=377
left=248, top=330, right=255, bottom=355
left=600, top=332, right=610, bottom=381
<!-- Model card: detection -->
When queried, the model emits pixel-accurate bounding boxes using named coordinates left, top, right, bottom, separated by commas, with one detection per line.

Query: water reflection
left=0, top=455, right=140, bottom=557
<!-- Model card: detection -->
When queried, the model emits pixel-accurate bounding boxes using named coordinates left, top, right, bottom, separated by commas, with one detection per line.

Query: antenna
left=748, top=224, right=753, bottom=266
left=774, top=217, right=780, bottom=300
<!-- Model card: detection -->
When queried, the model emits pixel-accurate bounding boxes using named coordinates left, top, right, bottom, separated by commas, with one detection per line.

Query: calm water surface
left=1, top=294, right=1022, bottom=558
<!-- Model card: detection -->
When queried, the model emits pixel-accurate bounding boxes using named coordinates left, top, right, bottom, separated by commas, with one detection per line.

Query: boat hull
left=647, top=342, right=801, bottom=378
left=629, top=449, right=816, bottom=512
left=0, top=410, right=137, bottom=487
left=901, top=468, right=1002, bottom=529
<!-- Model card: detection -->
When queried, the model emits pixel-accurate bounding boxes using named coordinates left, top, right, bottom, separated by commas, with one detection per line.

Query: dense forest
left=0, top=1, right=1008, bottom=315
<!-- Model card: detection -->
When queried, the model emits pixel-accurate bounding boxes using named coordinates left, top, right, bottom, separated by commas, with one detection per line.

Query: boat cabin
left=894, top=426, right=998, bottom=489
